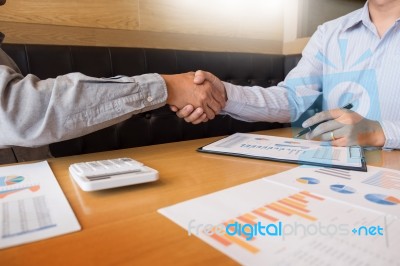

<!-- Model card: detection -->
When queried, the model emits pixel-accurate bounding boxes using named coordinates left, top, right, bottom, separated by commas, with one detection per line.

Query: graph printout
left=0, top=161, right=80, bottom=249
left=198, top=133, right=366, bottom=171
left=159, top=165, right=400, bottom=265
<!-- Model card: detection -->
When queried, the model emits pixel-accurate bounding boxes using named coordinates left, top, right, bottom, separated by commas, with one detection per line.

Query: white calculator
left=69, top=158, right=159, bottom=191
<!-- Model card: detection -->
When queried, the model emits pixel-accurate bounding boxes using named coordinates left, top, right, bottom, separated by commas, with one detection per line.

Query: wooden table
left=2, top=128, right=399, bottom=265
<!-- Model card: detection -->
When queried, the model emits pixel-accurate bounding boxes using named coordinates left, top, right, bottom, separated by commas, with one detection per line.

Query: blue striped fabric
left=223, top=2, right=400, bottom=149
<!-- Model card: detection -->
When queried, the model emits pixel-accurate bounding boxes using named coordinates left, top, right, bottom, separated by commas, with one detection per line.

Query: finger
left=210, top=84, right=226, bottom=109
left=183, top=107, right=206, bottom=123
left=194, top=70, right=207, bottom=84
left=195, top=71, right=226, bottom=107
left=187, top=112, right=207, bottom=125
left=302, top=108, right=345, bottom=128
left=328, top=127, right=356, bottom=146
left=206, top=97, right=222, bottom=115
left=176, top=105, right=195, bottom=119
left=319, top=130, right=340, bottom=142
left=203, top=105, right=216, bottom=120
left=331, top=138, right=347, bottom=147
left=169, top=105, right=178, bottom=112
left=308, top=120, right=343, bottom=139
left=319, top=126, right=348, bottom=142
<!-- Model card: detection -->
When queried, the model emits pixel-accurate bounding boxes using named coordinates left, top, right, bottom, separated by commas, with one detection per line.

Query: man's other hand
left=303, top=108, right=386, bottom=147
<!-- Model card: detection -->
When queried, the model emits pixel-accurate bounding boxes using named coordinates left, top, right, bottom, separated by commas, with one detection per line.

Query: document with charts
left=0, top=161, right=80, bottom=249
left=159, top=165, right=400, bottom=266
left=198, top=133, right=367, bottom=171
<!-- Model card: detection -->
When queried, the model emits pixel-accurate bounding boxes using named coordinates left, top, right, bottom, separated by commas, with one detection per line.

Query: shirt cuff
left=380, top=120, right=400, bottom=149
left=222, top=81, right=246, bottom=114
left=133, top=73, right=168, bottom=109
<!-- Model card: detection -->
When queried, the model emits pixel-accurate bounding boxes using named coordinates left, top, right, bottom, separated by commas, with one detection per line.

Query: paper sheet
left=199, top=133, right=365, bottom=170
left=0, top=161, right=81, bottom=249
left=159, top=165, right=400, bottom=265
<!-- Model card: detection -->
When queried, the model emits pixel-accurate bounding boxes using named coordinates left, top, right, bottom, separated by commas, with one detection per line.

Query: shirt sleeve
left=0, top=65, right=167, bottom=148
left=380, top=121, right=400, bottom=149
left=222, top=25, right=326, bottom=123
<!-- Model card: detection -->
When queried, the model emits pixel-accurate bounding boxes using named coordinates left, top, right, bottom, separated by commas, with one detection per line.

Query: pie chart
left=330, top=184, right=356, bottom=194
left=296, top=177, right=320, bottom=185
left=364, top=194, right=400, bottom=206
left=0, top=175, right=24, bottom=186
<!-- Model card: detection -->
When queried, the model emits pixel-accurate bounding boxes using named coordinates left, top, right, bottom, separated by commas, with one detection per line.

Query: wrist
left=369, top=121, right=386, bottom=147
left=160, top=74, right=175, bottom=105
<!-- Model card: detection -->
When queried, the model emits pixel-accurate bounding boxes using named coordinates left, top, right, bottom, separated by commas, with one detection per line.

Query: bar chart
left=362, top=170, right=400, bottom=191
left=206, top=190, right=324, bottom=254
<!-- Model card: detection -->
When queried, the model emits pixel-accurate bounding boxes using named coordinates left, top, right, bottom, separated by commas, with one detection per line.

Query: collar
left=343, top=1, right=371, bottom=32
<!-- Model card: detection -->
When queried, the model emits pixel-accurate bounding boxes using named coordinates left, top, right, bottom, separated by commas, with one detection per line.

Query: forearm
left=0, top=66, right=167, bottom=147
left=221, top=81, right=320, bottom=123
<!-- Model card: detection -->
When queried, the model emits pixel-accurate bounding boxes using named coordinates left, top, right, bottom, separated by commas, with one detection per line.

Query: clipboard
left=197, top=133, right=367, bottom=172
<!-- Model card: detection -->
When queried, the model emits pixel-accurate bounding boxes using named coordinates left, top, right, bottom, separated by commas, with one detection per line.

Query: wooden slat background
left=0, top=0, right=286, bottom=54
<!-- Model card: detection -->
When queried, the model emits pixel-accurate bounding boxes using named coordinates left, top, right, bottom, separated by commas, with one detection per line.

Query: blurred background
left=0, top=0, right=364, bottom=54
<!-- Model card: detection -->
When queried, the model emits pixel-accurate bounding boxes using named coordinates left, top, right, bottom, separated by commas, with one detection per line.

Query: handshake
left=162, top=70, right=225, bottom=124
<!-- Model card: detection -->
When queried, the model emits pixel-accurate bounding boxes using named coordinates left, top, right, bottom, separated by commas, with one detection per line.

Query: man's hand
left=169, top=70, right=226, bottom=123
left=302, top=108, right=386, bottom=147
left=162, top=72, right=226, bottom=120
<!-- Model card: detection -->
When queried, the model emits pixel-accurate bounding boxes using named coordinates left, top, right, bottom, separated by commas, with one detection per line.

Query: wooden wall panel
left=1, top=21, right=282, bottom=54
left=140, top=0, right=283, bottom=41
left=0, top=0, right=140, bottom=30
left=0, top=0, right=284, bottom=53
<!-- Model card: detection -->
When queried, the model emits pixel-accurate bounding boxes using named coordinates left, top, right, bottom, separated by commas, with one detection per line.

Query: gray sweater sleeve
left=0, top=49, right=167, bottom=148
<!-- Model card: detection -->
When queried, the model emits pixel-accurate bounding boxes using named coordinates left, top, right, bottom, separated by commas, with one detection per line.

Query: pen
left=294, top=103, right=353, bottom=138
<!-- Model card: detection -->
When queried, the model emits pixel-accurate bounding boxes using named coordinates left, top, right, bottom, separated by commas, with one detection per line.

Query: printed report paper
left=159, top=165, right=400, bottom=265
left=0, top=161, right=81, bottom=249
left=198, top=133, right=366, bottom=171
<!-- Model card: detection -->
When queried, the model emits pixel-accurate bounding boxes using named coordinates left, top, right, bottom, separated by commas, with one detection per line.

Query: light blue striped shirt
left=223, top=2, right=400, bottom=149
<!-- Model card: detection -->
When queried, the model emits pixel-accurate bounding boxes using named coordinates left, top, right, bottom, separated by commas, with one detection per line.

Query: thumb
left=193, top=70, right=206, bottom=84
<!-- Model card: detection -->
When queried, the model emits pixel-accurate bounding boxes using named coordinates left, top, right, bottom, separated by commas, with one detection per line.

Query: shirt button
left=147, top=96, right=153, bottom=102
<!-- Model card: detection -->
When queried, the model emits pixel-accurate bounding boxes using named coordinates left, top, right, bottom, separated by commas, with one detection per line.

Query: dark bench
left=2, top=44, right=304, bottom=158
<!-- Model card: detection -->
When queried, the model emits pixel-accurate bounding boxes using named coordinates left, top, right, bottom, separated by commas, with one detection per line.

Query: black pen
left=294, top=103, right=353, bottom=138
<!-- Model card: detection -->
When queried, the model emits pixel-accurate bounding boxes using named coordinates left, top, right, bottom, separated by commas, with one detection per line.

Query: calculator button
left=98, top=160, right=114, bottom=169
left=87, top=162, right=105, bottom=170
left=110, top=159, right=124, bottom=167
left=73, top=163, right=92, bottom=174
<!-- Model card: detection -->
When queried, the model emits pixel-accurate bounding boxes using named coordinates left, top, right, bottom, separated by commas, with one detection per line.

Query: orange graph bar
left=252, top=209, right=279, bottom=222
left=243, top=213, right=257, bottom=220
left=223, top=234, right=260, bottom=254
left=269, top=203, right=317, bottom=221
left=267, top=204, right=291, bottom=216
left=300, top=191, right=324, bottom=201
left=283, top=198, right=307, bottom=208
left=289, top=195, right=308, bottom=203
left=237, top=215, right=256, bottom=225
left=209, top=232, right=232, bottom=246
left=279, top=199, right=310, bottom=213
